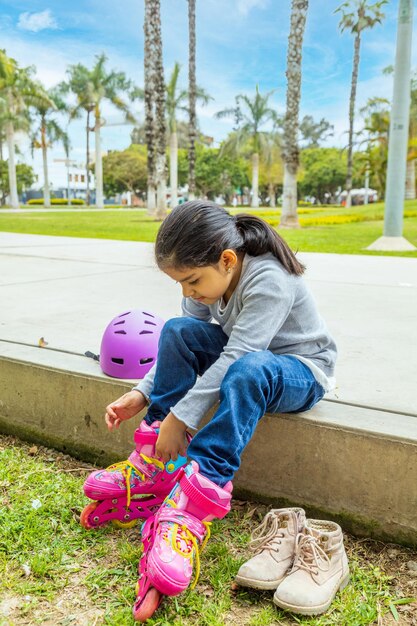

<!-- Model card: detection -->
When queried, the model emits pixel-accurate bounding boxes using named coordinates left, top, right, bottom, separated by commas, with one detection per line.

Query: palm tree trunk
left=40, top=118, right=51, bottom=208
left=170, top=130, right=178, bottom=208
left=280, top=0, right=308, bottom=228
left=346, top=32, right=361, bottom=209
left=94, top=108, right=104, bottom=209
left=188, top=0, right=197, bottom=200
left=405, top=158, right=416, bottom=199
left=144, top=0, right=157, bottom=215
left=151, top=0, right=167, bottom=219
left=5, top=119, right=19, bottom=210
left=251, top=152, right=259, bottom=208
left=86, top=110, right=91, bottom=206
left=282, top=163, right=298, bottom=226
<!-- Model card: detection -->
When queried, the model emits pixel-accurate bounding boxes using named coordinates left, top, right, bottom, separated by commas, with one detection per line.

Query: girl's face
left=163, top=250, right=241, bottom=305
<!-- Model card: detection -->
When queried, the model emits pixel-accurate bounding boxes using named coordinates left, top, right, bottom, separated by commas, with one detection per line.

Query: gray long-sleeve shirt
left=134, top=252, right=337, bottom=430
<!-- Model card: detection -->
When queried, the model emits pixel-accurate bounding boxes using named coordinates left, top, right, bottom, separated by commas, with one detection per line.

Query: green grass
left=1, top=436, right=415, bottom=626
left=1, top=201, right=417, bottom=257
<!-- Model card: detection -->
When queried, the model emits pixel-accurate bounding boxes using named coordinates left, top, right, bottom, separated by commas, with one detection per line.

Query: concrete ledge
left=1, top=347, right=416, bottom=546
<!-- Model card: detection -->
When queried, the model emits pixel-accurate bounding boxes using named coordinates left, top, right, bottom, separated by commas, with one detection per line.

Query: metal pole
left=367, top=0, right=415, bottom=250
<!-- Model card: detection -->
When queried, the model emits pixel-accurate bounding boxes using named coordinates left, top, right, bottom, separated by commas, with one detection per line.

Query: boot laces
left=249, top=511, right=288, bottom=554
left=292, top=531, right=343, bottom=577
left=106, top=454, right=165, bottom=507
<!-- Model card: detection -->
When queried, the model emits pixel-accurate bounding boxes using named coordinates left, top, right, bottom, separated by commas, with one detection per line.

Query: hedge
left=27, top=198, right=85, bottom=206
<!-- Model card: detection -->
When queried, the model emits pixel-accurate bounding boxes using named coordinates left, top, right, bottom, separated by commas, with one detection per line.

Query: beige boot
left=273, top=519, right=350, bottom=615
left=235, top=508, right=306, bottom=590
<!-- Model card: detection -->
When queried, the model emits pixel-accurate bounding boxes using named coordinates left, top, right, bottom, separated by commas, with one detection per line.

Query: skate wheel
left=80, top=502, right=99, bottom=530
left=112, top=518, right=138, bottom=530
left=133, top=587, right=162, bottom=622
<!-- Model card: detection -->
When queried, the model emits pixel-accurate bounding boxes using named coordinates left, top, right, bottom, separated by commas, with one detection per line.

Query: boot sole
left=235, top=574, right=285, bottom=591
left=273, top=572, right=350, bottom=615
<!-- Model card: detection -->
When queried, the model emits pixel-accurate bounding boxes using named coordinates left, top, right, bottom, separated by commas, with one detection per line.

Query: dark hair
left=155, top=200, right=305, bottom=276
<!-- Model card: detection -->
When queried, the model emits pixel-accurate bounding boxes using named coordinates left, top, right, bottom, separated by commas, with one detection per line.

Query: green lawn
left=1, top=435, right=416, bottom=626
left=1, top=202, right=417, bottom=257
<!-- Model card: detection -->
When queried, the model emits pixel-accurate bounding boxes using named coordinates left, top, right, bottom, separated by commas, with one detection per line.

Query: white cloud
left=236, top=0, right=268, bottom=17
left=17, top=10, right=58, bottom=33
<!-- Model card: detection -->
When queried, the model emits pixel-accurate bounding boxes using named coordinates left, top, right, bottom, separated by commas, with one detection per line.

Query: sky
left=0, top=0, right=415, bottom=188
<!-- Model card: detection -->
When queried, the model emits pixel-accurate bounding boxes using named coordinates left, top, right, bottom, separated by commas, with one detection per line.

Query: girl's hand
left=105, top=390, right=147, bottom=431
left=156, top=412, right=188, bottom=462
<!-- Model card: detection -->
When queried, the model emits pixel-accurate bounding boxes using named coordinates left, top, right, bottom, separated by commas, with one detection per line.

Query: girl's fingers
left=106, top=405, right=118, bottom=420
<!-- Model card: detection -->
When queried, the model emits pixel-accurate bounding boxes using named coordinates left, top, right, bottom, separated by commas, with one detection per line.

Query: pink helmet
left=100, top=309, right=164, bottom=379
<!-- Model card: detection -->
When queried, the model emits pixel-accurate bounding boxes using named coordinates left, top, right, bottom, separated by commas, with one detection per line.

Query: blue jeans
left=145, top=318, right=325, bottom=486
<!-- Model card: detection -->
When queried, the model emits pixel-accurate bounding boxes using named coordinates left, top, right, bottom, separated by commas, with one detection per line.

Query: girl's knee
left=223, top=351, right=276, bottom=386
left=161, top=316, right=198, bottom=337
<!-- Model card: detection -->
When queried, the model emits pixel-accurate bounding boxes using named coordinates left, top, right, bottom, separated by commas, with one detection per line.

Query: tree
left=0, top=160, right=36, bottom=205
left=299, top=115, right=334, bottom=148
left=188, top=0, right=197, bottom=200
left=63, top=54, right=134, bottom=209
left=30, top=86, right=69, bottom=207
left=0, top=50, right=51, bottom=209
left=144, top=0, right=156, bottom=213
left=299, top=148, right=351, bottom=201
left=177, top=145, right=250, bottom=200
left=281, top=0, right=309, bottom=228
left=102, top=145, right=147, bottom=199
left=335, top=0, right=387, bottom=208
left=259, top=133, right=284, bottom=207
left=165, top=62, right=211, bottom=208
left=357, top=97, right=390, bottom=197
left=216, top=86, right=279, bottom=208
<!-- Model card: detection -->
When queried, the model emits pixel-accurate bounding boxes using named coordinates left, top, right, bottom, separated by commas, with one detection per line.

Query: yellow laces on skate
left=106, top=454, right=165, bottom=507
left=163, top=499, right=212, bottom=589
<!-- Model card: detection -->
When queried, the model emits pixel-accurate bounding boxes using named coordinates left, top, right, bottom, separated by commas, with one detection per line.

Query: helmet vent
left=119, top=312, right=131, bottom=317
left=144, top=320, right=156, bottom=326
left=140, top=330, right=152, bottom=335
left=140, top=357, right=154, bottom=365
left=111, top=358, right=124, bottom=365
left=114, top=330, right=126, bottom=335
left=114, top=320, right=125, bottom=326
left=142, top=312, right=155, bottom=318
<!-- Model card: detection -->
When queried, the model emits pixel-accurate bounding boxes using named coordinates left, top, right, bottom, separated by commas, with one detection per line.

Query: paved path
left=1, top=232, right=416, bottom=416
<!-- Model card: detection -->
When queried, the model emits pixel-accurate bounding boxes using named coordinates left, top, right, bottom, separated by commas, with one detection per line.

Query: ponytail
left=155, top=200, right=305, bottom=276
left=235, top=213, right=305, bottom=276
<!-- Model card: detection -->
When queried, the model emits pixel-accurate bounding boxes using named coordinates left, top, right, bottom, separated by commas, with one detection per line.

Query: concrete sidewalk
left=1, top=232, right=416, bottom=544
left=0, top=231, right=416, bottom=415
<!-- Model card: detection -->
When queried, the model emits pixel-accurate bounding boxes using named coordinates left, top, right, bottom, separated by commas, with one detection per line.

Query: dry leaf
left=38, top=337, right=48, bottom=348
left=28, top=446, right=38, bottom=456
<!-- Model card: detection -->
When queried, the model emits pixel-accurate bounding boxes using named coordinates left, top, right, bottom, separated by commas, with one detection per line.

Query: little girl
left=83, top=200, right=336, bottom=621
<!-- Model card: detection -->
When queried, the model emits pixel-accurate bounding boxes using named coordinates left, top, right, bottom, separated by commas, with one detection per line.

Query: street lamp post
left=367, top=0, right=416, bottom=251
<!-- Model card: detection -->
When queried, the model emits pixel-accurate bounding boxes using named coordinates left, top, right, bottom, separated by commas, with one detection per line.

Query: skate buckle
left=165, top=455, right=187, bottom=474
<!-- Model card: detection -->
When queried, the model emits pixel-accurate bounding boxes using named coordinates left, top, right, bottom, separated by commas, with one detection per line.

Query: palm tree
left=150, top=0, right=167, bottom=219
left=335, top=0, right=387, bottom=208
left=188, top=0, right=197, bottom=200
left=63, top=54, right=134, bottom=209
left=31, top=87, right=69, bottom=207
left=144, top=0, right=156, bottom=213
left=280, top=0, right=309, bottom=228
left=0, top=50, right=51, bottom=209
left=166, top=62, right=211, bottom=208
left=216, top=86, right=278, bottom=208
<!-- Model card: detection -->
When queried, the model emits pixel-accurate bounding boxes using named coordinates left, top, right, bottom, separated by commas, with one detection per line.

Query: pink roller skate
left=132, top=461, right=233, bottom=622
left=80, top=420, right=190, bottom=530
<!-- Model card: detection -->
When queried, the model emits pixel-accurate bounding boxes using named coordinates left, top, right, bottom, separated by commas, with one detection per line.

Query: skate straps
left=134, top=428, right=158, bottom=446
left=178, top=468, right=231, bottom=519
left=157, top=508, right=208, bottom=542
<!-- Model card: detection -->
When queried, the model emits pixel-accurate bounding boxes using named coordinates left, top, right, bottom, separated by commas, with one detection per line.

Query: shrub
left=27, top=198, right=85, bottom=206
